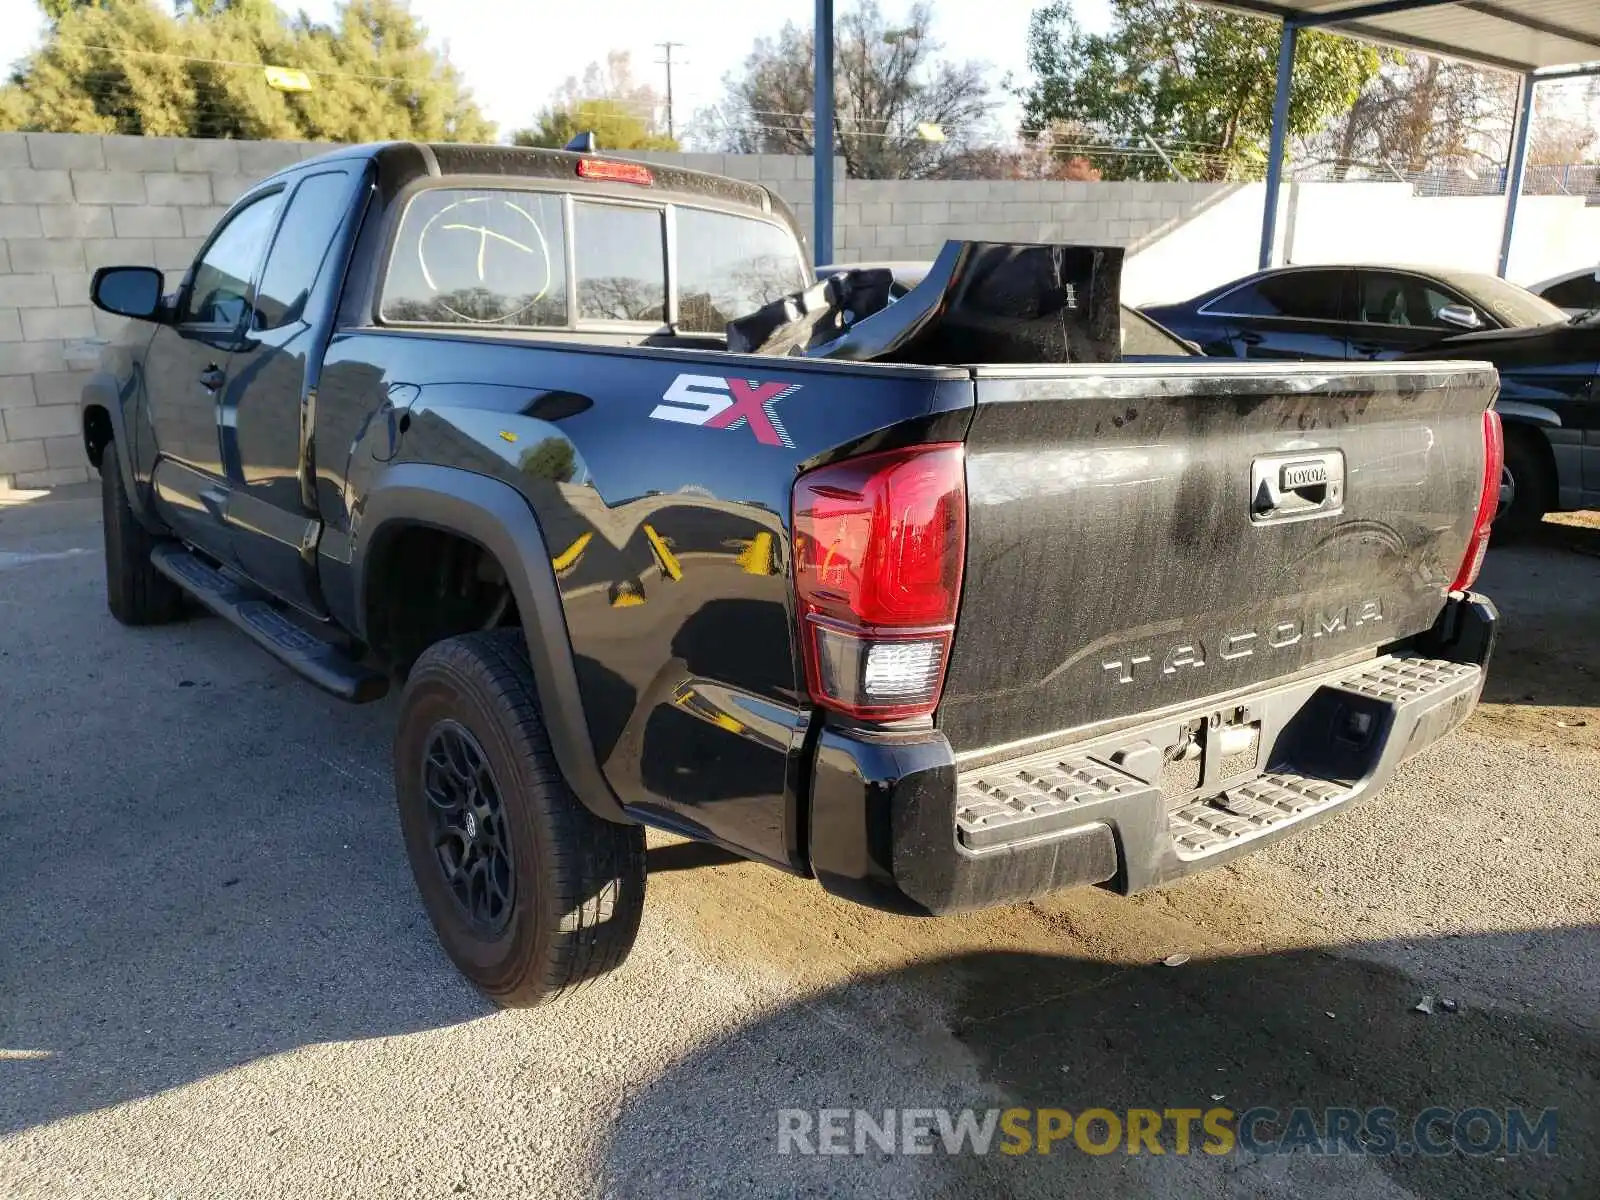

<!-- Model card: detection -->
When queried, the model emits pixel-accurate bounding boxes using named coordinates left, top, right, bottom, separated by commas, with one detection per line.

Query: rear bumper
left=807, top=592, right=1496, bottom=915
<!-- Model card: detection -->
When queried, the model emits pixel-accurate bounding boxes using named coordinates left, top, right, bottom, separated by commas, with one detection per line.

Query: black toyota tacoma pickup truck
left=81, top=141, right=1501, bottom=1006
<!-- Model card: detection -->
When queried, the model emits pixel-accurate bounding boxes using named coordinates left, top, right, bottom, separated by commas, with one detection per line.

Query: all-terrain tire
left=394, top=630, right=646, bottom=1006
left=99, top=440, right=184, bottom=626
left=1494, top=425, right=1554, bottom=542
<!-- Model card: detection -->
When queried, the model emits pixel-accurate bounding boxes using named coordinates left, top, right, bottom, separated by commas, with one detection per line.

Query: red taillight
left=576, top=159, right=653, bottom=186
left=792, top=444, right=966, bottom=720
left=1451, top=408, right=1503, bottom=593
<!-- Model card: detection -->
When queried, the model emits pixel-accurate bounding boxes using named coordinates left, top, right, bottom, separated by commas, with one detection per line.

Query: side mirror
left=1437, top=303, right=1483, bottom=331
left=91, top=266, right=165, bottom=321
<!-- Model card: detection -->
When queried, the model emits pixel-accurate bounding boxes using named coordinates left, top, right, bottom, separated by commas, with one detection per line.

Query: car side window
left=1542, top=274, right=1600, bottom=310
left=1357, top=273, right=1476, bottom=329
left=1357, top=273, right=1414, bottom=326
left=179, top=192, right=284, bottom=328
left=252, top=172, right=352, bottom=331
left=1213, top=272, right=1344, bottom=321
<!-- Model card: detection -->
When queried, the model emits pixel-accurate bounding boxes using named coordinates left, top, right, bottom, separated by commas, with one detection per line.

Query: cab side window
left=253, top=172, right=352, bottom=331
left=180, top=192, right=284, bottom=328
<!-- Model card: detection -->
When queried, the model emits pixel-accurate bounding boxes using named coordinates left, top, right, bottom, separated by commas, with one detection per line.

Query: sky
left=0, top=0, right=1115, bottom=141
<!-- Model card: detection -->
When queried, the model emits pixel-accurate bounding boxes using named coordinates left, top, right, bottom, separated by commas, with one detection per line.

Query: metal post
left=1497, top=72, right=1536, bottom=279
left=655, top=42, right=684, bottom=140
left=1259, top=21, right=1298, bottom=270
left=813, top=0, right=835, bottom=267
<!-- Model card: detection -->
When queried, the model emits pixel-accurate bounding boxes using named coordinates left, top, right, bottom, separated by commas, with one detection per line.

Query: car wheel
left=99, top=439, right=184, bottom=626
left=1493, top=426, right=1553, bottom=541
left=394, top=630, right=646, bottom=1006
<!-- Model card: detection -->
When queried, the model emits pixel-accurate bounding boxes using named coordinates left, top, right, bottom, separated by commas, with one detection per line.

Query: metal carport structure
left=808, top=0, right=1600, bottom=276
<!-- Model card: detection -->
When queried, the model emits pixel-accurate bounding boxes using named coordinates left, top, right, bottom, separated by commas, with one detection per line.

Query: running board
left=150, top=545, right=389, bottom=703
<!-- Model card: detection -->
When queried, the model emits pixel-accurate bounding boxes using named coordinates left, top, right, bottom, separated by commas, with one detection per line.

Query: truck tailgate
left=939, top=362, right=1498, bottom=755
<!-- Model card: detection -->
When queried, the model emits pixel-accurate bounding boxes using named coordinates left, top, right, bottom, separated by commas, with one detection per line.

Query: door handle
left=199, top=365, right=225, bottom=392
left=1238, top=332, right=1264, bottom=345
left=1250, top=450, right=1346, bottom=524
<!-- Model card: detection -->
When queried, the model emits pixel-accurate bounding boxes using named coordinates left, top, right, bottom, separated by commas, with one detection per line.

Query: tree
left=1020, top=0, right=1381, bottom=181
left=0, top=0, right=495, bottom=142
left=512, top=51, right=676, bottom=151
left=704, top=0, right=995, bottom=179
left=1302, top=60, right=1596, bottom=188
left=1303, top=53, right=1511, bottom=179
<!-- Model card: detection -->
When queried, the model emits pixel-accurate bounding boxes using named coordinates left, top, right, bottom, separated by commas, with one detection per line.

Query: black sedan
left=1398, top=311, right=1600, bottom=536
left=1143, top=264, right=1566, bottom=361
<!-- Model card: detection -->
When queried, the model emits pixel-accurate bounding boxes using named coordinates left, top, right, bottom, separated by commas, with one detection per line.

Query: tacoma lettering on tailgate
left=1101, top=599, right=1384, bottom=685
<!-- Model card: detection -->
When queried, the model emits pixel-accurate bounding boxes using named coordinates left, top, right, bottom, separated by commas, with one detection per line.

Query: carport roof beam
left=1199, top=0, right=1600, bottom=74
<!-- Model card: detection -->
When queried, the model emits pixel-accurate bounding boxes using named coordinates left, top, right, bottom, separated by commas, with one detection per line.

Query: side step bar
left=150, top=545, right=389, bottom=703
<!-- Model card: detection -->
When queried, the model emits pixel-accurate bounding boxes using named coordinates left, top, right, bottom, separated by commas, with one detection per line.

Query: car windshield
left=1433, top=270, right=1567, bottom=329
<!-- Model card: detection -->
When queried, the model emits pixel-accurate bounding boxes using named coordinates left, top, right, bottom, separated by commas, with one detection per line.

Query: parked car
left=818, top=259, right=1200, bottom=357
left=82, top=141, right=1500, bottom=1006
left=1399, top=310, right=1600, bottom=536
left=1143, top=264, right=1566, bottom=360
left=1530, top=265, right=1600, bottom=318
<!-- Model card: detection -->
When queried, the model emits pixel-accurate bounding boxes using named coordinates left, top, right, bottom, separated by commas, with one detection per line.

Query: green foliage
left=1021, top=0, right=1380, bottom=181
left=0, top=0, right=494, bottom=142
left=513, top=99, right=677, bottom=152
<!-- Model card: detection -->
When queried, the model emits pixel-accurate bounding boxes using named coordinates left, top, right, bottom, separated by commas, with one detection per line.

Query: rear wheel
left=1494, top=426, right=1553, bottom=541
left=99, top=440, right=184, bottom=626
left=394, top=630, right=646, bottom=1006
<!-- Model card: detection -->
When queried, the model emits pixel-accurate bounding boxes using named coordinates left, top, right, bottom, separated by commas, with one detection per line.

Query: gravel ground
left=0, top=492, right=1595, bottom=1199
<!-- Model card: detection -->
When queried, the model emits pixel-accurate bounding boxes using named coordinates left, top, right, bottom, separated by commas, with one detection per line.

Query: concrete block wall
left=2, top=133, right=1597, bottom=490
left=0, top=133, right=330, bottom=490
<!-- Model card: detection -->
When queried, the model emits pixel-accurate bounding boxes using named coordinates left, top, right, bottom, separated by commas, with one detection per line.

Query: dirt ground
left=2, top=493, right=1596, bottom=1200
left=1469, top=515, right=1600, bottom=752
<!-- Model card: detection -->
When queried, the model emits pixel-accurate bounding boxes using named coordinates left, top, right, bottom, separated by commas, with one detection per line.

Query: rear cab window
left=378, top=184, right=806, bottom=333
left=381, top=189, right=569, bottom=326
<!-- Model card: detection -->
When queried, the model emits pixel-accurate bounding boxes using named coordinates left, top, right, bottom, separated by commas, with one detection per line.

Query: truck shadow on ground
left=602, top=929, right=1599, bottom=1200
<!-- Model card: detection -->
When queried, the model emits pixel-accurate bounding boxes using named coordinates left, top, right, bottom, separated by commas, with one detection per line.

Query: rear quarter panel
left=316, top=331, right=971, bottom=868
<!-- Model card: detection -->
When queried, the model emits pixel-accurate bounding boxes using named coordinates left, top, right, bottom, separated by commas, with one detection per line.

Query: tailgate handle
left=1251, top=451, right=1345, bottom=525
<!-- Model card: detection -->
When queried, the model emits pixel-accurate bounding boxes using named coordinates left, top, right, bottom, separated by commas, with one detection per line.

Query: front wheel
left=394, top=630, right=646, bottom=1006
left=99, top=440, right=184, bottom=626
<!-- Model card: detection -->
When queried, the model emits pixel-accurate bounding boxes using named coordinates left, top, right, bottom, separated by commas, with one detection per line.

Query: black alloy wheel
left=423, top=719, right=515, bottom=935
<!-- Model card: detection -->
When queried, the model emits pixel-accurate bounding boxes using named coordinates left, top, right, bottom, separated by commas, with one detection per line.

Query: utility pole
left=656, top=41, right=685, bottom=140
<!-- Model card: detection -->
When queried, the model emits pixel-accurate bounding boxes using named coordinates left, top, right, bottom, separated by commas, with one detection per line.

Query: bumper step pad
left=953, top=653, right=1481, bottom=862
left=1337, top=657, right=1480, bottom=704
left=1168, top=773, right=1346, bottom=858
left=956, top=756, right=1150, bottom=851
